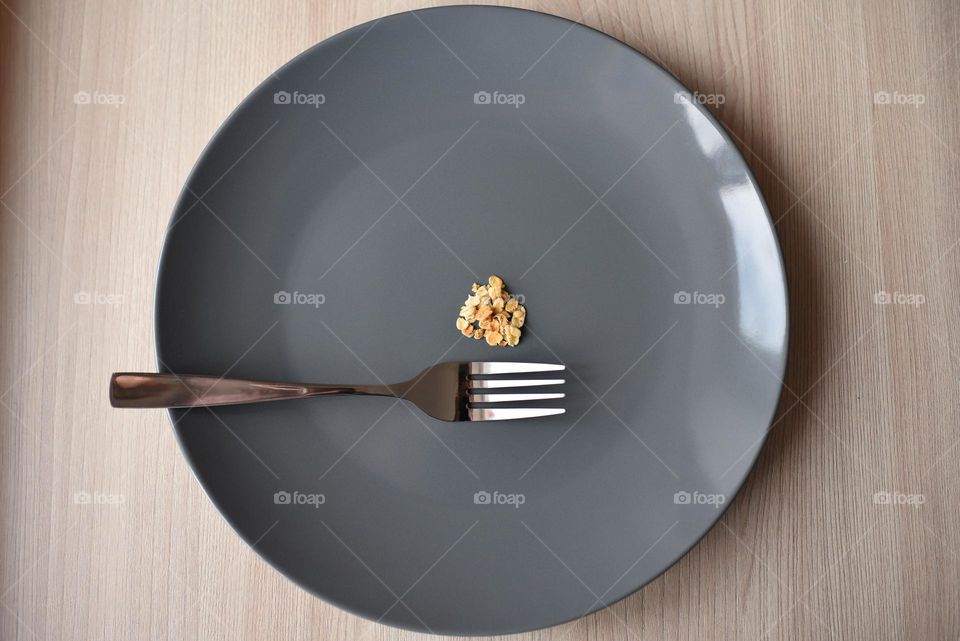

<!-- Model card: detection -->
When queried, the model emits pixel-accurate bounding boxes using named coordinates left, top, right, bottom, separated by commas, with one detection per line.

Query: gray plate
left=156, top=6, right=788, bottom=636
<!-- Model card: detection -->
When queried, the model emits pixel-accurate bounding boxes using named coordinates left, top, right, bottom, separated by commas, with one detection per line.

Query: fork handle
left=110, top=373, right=394, bottom=409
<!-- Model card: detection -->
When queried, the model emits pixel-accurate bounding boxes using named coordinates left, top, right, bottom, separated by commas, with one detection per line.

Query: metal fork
left=110, top=362, right=565, bottom=421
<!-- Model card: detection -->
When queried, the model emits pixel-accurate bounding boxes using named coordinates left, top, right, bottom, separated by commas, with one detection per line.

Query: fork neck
left=304, top=383, right=401, bottom=399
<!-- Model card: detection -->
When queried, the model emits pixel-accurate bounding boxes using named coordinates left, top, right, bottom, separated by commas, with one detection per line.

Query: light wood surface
left=1, top=0, right=958, bottom=639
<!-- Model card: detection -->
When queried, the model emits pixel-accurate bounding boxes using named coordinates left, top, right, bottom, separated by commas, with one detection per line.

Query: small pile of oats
left=456, top=275, right=525, bottom=347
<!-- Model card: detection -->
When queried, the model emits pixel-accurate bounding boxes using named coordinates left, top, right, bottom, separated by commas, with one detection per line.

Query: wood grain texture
left=1, top=0, right=957, bottom=639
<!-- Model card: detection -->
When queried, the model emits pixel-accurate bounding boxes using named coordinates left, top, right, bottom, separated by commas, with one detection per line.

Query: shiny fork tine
left=469, top=378, right=564, bottom=389
left=469, top=392, right=565, bottom=403
left=468, top=407, right=566, bottom=421
left=467, top=362, right=565, bottom=390
left=468, top=362, right=565, bottom=375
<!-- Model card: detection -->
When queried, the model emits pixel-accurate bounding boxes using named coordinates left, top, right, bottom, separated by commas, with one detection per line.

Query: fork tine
left=468, top=362, right=565, bottom=375
left=469, top=378, right=564, bottom=389
left=469, top=392, right=565, bottom=403
left=468, top=407, right=566, bottom=421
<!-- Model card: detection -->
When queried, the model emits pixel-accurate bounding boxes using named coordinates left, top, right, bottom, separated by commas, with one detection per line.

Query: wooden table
left=2, top=0, right=957, bottom=639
